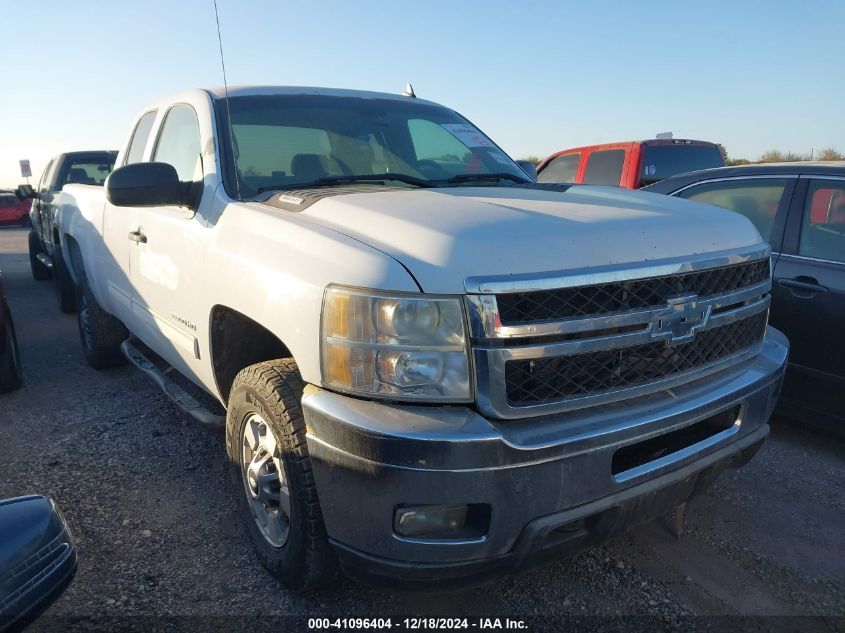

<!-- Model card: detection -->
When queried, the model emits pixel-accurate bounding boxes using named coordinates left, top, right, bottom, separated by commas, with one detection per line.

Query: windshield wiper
left=438, top=173, right=530, bottom=186
left=256, top=173, right=431, bottom=193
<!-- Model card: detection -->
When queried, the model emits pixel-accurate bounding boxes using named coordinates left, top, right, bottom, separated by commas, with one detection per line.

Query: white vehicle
left=58, top=86, right=788, bottom=590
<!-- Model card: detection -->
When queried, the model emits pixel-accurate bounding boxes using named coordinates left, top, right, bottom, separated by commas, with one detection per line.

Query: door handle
left=128, top=230, right=147, bottom=244
left=778, top=277, right=828, bottom=295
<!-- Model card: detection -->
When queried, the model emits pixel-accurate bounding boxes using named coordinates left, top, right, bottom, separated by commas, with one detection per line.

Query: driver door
left=126, top=104, right=207, bottom=382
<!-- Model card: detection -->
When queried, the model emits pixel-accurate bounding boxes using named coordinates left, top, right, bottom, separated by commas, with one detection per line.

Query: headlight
left=321, top=286, right=471, bottom=402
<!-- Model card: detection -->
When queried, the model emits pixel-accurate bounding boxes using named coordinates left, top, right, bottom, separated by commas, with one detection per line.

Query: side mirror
left=0, top=496, right=77, bottom=630
left=106, top=162, right=195, bottom=209
left=15, top=185, right=35, bottom=201
left=515, top=160, right=538, bottom=180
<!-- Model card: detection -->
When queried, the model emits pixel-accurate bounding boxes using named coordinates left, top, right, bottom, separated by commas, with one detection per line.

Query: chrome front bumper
left=303, top=327, right=788, bottom=587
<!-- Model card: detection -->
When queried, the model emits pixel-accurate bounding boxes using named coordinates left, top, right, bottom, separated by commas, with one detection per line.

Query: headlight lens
left=321, top=286, right=471, bottom=402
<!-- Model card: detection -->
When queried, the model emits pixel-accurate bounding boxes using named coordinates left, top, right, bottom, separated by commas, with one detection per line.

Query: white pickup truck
left=57, top=86, right=788, bottom=591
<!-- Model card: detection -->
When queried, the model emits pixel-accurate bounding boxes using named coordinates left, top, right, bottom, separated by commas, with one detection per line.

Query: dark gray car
left=644, top=162, right=845, bottom=433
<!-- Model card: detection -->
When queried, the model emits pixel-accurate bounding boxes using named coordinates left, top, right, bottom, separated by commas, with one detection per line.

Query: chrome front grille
left=497, top=259, right=769, bottom=324
left=504, top=311, right=767, bottom=406
left=465, top=245, right=772, bottom=419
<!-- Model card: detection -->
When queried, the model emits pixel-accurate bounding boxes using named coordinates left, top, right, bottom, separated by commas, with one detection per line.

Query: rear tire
left=28, top=231, right=51, bottom=281
left=0, top=308, right=23, bottom=393
left=226, top=359, right=338, bottom=592
left=53, top=247, right=76, bottom=313
left=76, top=279, right=127, bottom=369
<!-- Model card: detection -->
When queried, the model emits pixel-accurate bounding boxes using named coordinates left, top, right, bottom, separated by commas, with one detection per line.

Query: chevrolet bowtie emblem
left=650, top=295, right=711, bottom=346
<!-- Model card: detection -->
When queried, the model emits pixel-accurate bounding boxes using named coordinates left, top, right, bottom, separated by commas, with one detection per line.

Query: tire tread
left=0, top=309, right=23, bottom=393
left=227, top=359, right=338, bottom=591
left=77, top=281, right=127, bottom=369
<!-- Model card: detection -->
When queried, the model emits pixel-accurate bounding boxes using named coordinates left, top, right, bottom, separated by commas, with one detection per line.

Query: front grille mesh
left=505, top=311, right=767, bottom=406
left=497, top=259, right=769, bottom=324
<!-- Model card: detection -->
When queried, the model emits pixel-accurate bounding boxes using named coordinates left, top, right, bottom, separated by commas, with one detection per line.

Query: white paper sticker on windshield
left=441, top=123, right=494, bottom=148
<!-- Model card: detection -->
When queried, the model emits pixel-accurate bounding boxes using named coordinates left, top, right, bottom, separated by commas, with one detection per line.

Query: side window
left=153, top=105, right=203, bottom=182
left=125, top=111, right=158, bottom=165
left=537, top=154, right=580, bottom=183
left=583, top=150, right=624, bottom=186
left=38, top=160, right=55, bottom=194
left=679, top=178, right=788, bottom=243
left=799, top=180, right=845, bottom=263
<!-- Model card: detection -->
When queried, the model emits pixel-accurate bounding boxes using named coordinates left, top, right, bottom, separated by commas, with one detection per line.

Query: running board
left=36, top=253, right=54, bottom=270
left=120, top=339, right=225, bottom=430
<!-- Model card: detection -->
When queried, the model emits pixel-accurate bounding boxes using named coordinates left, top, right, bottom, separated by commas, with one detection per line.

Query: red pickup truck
left=537, top=139, right=725, bottom=189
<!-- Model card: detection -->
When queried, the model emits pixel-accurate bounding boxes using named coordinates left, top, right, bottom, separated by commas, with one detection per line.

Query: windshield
left=215, top=94, right=528, bottom=197
left=639, top=144, right=724, bottom=186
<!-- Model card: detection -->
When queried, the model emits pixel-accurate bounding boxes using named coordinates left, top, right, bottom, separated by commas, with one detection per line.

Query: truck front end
left=303, top=245, right=787, bottom=587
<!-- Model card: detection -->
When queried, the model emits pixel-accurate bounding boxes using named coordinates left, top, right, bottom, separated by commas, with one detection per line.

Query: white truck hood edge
left=294, top=185, right=764, bottom=294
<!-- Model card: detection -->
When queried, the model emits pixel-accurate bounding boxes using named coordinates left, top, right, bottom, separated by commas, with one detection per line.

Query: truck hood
left=294, top=185, right=764, bottom=294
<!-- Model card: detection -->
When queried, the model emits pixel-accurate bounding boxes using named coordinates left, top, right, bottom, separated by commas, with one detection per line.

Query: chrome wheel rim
left=241, top=413, right=290, bottom=547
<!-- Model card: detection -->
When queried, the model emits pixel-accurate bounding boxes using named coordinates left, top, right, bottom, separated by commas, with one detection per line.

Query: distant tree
left=718, top=144, right=751, bottom=166
left=759, top=150, right=786, bottom=163
left=519, top=155, right=543, bottom=165
left=785, top=151, right=810, bottom=162
left=816, top=147, right=844, bottom=161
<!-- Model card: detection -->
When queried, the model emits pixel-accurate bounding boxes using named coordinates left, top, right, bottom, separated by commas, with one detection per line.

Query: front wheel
left=226, top=359, right=338, bottom=592
left=0, top=308, right=23, bottom=393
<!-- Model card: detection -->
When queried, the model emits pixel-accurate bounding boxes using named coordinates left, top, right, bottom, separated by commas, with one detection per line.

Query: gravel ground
left=1, top=227, right=843, bottom=633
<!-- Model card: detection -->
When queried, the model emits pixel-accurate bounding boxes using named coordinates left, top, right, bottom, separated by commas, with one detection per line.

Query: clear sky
left=1, top=0, right=842, bottom=187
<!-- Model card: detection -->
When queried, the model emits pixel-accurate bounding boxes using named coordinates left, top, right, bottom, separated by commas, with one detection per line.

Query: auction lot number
left=308, top=618, right=527, bottom=630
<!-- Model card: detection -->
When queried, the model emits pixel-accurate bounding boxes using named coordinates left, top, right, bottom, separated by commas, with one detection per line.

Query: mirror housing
left=15, top=184, right=35, bottom=201
left=515, top=160, right=538, bottom=180
left=106, top=162, right=196, bottom=209
left=0, top=496, right=77, bottom=630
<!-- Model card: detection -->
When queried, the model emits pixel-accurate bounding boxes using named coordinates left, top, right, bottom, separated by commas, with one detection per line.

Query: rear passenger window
left=125, top=111, right=158, bottom=165
left=678, top=178, right=788, bottom=243
left=583, top=150, right=624, bottom=186
left=537, top=154, right=580, bottom=183
left=799, top=180, right=845, bottom=263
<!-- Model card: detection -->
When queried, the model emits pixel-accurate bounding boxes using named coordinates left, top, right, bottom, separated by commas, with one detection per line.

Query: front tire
left=76, top=280, right=127, bottom=369
left=0, top=308, right=23, bottom=393
left=28, top=231, right=51, bottom=281
left=226, top=359, right=338, bottom=592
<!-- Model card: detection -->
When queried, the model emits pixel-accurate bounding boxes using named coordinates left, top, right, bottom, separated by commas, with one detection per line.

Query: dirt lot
left=0, top=226, right=843, bottom=632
